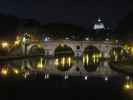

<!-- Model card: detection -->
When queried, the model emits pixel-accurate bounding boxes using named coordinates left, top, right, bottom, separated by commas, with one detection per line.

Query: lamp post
left=22, top=33, right=31, bottom=56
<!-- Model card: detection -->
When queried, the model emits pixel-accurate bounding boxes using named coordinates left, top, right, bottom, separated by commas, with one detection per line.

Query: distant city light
left=1, top=68, right=8, bottom=76
left=1, top=42, right=9, bottom=48
left=13, top=68, right=19, bottom=74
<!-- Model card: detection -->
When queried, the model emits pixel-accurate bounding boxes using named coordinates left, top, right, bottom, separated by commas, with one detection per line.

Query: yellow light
left=61, top=57, right=65, bottom=67
left=68, top=57, right=71, bottom=67
left=38, top=44, right=41, bottom=48
left=124, top=81, right=133, bottom=90
left=93, top=54, right=96, bottom=58
left=96, top=58, right=99, bottom=63
left=121, top=49, right=124, bottom=54
left=37, top=58, right=43, bottom=69
left=93, top=54, right=96, bottom=64
left=1, top=68, right=8, bottom=75
left=1, top=42, right=9, bottom=48
left=83, top=56, right=85, bottom=65
left=22, top=37, right=26, bottom=43
left=14, top=41, right=20, bottom=45
left=131, top=47, right=133, bottom=55
left=113, top=51, right=116, bottom=56
left=13, top=69, right=19, bottom=74
left=115, top=55, right=118, bottom=62
left=55, top=58, right=59, bottom=66
left=86, top=54, right=89, bottom=65
left=61, top=43, right=64, bottom=47
left=124, top=84, right=130, bottom=89
left=99, top=53, right=102, bottom=58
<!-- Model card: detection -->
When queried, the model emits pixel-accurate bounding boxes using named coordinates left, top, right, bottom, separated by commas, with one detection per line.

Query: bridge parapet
left=25, top=40, right=122, bottom=59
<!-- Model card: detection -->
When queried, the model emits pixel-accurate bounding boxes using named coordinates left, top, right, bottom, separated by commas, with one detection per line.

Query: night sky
left=0, top=0, right=132, bottom=28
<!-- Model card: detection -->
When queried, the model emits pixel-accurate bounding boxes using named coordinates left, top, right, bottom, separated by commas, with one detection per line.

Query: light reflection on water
left=0, top=56, right=129, bottom=75
left=0, top=57, right=132, bottom=84
left=0, top=57, right=133, bottom=99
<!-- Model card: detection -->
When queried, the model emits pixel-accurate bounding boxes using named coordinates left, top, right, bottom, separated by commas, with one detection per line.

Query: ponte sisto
left=26, top=39, right=122, bottom=58
left=19, top=38, right=125, bottom=78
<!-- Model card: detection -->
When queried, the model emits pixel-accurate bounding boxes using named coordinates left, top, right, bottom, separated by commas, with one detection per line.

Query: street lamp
left=1, top=68, right=8, bottom=76
left=1, top=42, right=9, bottom=48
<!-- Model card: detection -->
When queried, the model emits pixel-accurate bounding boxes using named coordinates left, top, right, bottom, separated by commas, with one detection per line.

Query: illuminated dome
left=93, top=18, right=105, bottom=30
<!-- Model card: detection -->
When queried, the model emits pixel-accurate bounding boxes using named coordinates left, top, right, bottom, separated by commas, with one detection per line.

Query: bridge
left=25, top=40, right=122, bottom=58
left=9, top=37, right=125, bottom=79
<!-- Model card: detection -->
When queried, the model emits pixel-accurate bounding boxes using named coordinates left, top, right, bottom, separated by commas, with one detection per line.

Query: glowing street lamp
left=124, top=84, right=130, bottom=89
left=1, top=68, right=8, bottom=76
left=14, top=40, right=20, bottom=46
left=13, top=68, right=19, bottom=74
left=1, top=42, right=9, bottom=48
left=124, top=80, right=133, bottom=90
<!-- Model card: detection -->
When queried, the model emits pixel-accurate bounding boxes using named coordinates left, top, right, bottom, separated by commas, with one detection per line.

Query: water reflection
left=28, top=57, right=46, bottom=70
left=110, top=47, right=127, bottom=63
left=124, top=76, right=133, bottom=90
left=83, top=45, right=102, bottom=72
left=0, top=56, right=133, bottom=99
left=0, top=64, right=21, bottom=77
left=36, top=58, right=44, bottom=69
left=54, top=56, right=74, bottom=71
left=54, top=44, right=74, bottom=71
left=0, top=55, right=132, bottom=79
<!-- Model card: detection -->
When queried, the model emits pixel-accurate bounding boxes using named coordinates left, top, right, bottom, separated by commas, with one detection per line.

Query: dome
left=93, top=18, right=105, bottom=30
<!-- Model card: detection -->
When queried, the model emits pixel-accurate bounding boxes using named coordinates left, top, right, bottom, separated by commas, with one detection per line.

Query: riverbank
left=109, top=62, right=133, bottom=75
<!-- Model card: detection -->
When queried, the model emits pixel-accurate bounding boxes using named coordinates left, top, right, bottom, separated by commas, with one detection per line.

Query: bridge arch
left=83, top=45, right=102, bottom=72
left=54, top=44, right=75, bottom=71
left=109, top=46, right=128, bottom=62
left=27, top=44, right=45, bottom=55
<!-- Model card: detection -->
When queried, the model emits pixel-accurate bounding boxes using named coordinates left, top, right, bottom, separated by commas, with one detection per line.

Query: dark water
left=0, top=57, right=132, bottom=100
left=0, top=76, right=131, bottom=100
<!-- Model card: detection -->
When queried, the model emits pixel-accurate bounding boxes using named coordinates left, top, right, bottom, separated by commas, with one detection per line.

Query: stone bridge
left=25, top=40, right=122, bottom=58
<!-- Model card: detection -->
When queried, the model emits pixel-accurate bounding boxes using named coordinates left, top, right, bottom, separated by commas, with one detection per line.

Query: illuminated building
left=93, top=18, right=105, bottom=30
left=90, top=17, right=112, bottom=40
